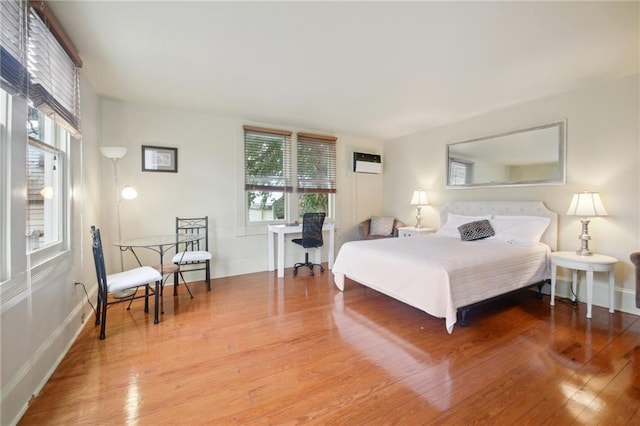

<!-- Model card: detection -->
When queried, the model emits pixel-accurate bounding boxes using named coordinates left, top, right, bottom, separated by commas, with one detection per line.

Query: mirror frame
left=446, top=119, right=567, bottom=189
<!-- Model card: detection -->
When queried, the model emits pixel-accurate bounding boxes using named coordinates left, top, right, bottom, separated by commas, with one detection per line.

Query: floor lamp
left=100, top=146, right=138, bottom=268
left=100, top=146, right=139, bottom=298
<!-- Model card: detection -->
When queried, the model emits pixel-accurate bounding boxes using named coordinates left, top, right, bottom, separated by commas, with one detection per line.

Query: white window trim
left=0, top=90, right=8, bottom=281
left=0, top=92, right=27, bottom=297
left=27, top=135, right=70, bottom=267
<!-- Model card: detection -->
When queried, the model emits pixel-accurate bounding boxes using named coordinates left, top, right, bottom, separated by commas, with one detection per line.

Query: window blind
left=244, top=125, right=293, bottom=193
left=28, top=6, right=80, bottom=135
left=0, top=0, right=28, bottom=96
left=296, top=132, right=337, bottom=193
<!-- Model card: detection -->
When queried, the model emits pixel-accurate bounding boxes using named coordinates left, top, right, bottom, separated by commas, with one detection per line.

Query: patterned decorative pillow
left=370, top=216, right=395, bottom=236
left=458, top=219, right=495, bottom=241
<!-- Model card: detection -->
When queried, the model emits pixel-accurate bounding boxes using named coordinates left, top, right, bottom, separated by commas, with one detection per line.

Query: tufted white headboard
left=440, top=201, right=558, bottom=251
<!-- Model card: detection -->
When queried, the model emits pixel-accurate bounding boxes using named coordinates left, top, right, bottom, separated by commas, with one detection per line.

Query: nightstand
left=397, top=226, right=435, bottom=238
left=549, top=251, right=617, bottom=318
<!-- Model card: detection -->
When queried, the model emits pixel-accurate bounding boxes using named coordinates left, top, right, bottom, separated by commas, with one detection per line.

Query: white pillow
left=490, top=215, right=550, bottom=246
left=369, top=216, right=395, bottom=236
left=436, top=214, right=493, bottom=238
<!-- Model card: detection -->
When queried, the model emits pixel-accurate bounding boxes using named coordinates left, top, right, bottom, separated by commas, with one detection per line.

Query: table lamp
left=566, top=191, right=607, bottom=256
left=410, top=190, right=429, bottom=228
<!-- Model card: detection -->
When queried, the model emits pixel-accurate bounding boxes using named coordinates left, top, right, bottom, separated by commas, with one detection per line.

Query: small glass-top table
left=114, top=234, right=203, bottom=301
left=115, top=234, right=202, bottom=261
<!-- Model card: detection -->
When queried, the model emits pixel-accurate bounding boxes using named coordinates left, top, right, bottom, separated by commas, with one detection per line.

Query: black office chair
left=292, top=212, right=326, bottom=276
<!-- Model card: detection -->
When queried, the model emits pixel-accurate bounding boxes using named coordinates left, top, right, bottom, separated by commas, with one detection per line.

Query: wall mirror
left=446, top=120, right=566, bottom=188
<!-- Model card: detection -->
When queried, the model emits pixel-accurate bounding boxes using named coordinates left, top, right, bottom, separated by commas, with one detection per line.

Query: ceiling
left=48, top=1, right=638, bottom=140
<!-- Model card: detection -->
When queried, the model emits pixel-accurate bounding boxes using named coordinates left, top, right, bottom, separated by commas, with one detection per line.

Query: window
left=244, top=125, right=292, bottom=223
left=296, top=132, right=336, bottom=219
left=26, top=106, right=68, bottom=253
left=244, top=126, right=337, bottom=224
left=0, top=0, right=79, bottom=287
left=21, top=4, right=79, bottom=260
left=449, top=158, right=473, bottom=185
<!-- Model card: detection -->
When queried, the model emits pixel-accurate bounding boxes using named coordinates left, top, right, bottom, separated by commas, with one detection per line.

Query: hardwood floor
left=19, top=267, right=640, bottom=425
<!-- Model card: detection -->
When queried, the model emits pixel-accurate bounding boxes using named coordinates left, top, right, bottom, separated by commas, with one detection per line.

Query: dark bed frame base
left=457, top=279, right=550, bottom=327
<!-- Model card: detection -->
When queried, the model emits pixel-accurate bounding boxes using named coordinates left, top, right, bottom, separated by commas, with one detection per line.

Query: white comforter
left=332, top=235, right=550, bottom=333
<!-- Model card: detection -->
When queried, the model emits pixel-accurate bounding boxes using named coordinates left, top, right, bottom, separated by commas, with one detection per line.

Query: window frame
left=0, top=89, right=8, bottom=281
left=295, top=132, right=336, bottom=221
left=26, top=106, right=70, bottom=266
left=243, top=125, right=292, bottom=226
left=1, top=87, right=29, bottom=292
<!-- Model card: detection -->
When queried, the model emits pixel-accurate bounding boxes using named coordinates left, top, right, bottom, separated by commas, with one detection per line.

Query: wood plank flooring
left=18, top=267, right=640, bottom=424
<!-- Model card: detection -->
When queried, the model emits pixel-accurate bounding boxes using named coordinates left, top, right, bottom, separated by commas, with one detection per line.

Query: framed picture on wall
left=142, top=145, right=178, bottom=173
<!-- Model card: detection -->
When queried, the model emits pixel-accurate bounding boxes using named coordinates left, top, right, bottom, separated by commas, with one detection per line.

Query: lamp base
left=414, top=206, right=422, bottom=228
left=576, top=218, right=593, bottom=256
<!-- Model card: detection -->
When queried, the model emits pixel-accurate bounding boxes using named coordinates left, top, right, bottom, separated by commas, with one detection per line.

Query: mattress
left=332, top=234, right=550, bottom=333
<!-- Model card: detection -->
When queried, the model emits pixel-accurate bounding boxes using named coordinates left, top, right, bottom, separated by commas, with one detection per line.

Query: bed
left=332, top=201, right=558, bottom=333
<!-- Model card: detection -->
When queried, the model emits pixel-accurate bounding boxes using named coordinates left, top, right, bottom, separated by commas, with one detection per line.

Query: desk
left=268, top=223, right=335, bottom=278
left=550, top=251, right=617, bottom=318
left=115, top=234, right=202, bottom=319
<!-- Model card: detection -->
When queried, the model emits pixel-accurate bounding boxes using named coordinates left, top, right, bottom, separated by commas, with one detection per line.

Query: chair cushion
left=172, top=250, right=212, bottom=263
left=107, top=266, right=162, bottom=293
left=369, top=216, right=395, bottom=236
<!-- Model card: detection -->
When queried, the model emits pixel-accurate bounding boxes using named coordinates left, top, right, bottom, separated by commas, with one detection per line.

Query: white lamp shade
left=121, top=186, right=138, bottom=200
left=100, top=146, right=127, bottom=159
left=410, top=190, right=429, bottom=206
left=566, top=192, right=608, bottom=217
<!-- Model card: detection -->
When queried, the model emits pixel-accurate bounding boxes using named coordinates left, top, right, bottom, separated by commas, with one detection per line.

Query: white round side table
left=549, top=251, right=618, bottom=318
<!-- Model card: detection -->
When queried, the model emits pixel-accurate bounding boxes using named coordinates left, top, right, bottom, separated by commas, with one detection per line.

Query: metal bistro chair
left=292, top=212, right=326, bottom=276
left=90, top=226, right=162, bottom=340
left=172, top=216, right=213, bottom=293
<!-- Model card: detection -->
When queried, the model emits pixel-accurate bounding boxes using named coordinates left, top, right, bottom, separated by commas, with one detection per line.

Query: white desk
left=268, top=223, right=335, bottom=277
left=550, top=251, right=617, bottom=318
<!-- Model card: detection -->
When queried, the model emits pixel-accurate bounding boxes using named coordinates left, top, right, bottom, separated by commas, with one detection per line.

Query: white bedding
left=332, top=234, right=550, bottom=333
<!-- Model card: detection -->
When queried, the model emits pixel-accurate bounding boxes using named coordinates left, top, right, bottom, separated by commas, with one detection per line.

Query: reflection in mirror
left=447, top=120, right=566, bottom=188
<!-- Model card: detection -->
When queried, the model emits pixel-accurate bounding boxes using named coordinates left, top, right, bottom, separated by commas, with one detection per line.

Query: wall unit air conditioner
left=353, top=152, right=382, bottom=174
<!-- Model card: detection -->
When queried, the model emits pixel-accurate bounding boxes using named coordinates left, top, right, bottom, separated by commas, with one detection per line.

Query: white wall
left=99, top=100, right=385, bottom=278
left=383, top=75, right=640, bottom=315
left=337, top=137, right=387, bottom=242
left=1, top=76, right=103, bottom=426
